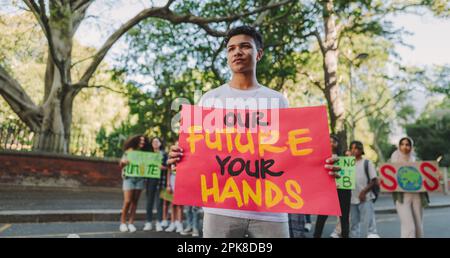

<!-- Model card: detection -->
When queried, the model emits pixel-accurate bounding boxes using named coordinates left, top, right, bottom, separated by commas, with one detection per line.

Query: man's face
left=350, top=144, right=362, bottom=157
left=226, top=34, right=263, bottom=74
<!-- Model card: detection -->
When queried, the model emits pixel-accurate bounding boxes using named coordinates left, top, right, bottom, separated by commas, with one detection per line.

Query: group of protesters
left=118, top=135, right=200, bottom=237
left=117, top=133, right=427, bottom=238
left=289, top=135, right=428, bottom=238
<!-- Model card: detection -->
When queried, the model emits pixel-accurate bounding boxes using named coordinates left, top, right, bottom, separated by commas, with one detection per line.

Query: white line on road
left=0, top=231, right=125, bottom=238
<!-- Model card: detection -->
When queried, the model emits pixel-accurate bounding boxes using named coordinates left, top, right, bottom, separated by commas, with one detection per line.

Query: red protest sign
left=173, top=104, right=341, bottom=216
left=379, top=161, right=441, bottom=192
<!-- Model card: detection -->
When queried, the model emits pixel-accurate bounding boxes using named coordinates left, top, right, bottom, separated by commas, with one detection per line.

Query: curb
left=0, top=210, right=146, bottom=224
left=0, top=184, right=121, bottom=193
left=375, top=203, right=450, bottom=214
left=1, top=204, right=448, bottom=224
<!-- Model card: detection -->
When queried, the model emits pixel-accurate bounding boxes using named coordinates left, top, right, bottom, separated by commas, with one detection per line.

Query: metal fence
left=0, top=125, right=105, bottom=157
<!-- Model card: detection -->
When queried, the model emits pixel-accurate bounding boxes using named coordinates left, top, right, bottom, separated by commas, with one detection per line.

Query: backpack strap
left=364, top=159, right=370, bottom=184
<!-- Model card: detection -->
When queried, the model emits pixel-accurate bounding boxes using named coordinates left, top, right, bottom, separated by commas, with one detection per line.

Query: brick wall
left=0, top=150, right=122, bottom=188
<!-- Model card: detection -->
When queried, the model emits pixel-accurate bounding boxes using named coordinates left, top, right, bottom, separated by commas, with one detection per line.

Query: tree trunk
left=33, top=3, right=74, bottom=153
left=34, top=78, right=68, bottom=153
left=320, top=0, right=347, bottom=150
left=323, top=0, right=343, bottom=134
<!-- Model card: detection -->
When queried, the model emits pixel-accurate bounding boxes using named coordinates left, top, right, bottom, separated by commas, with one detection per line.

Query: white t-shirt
left=198, top=83, right=289, bottom=222
left=351, top=159, right=378, bottom=204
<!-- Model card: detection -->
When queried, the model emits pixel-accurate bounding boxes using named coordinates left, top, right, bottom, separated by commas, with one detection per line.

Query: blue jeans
left=184, top=206, right=200, bottom=230
left=288, top=214, right=306, bottom=238
left=350, top=201, right=376, bottom=238
left=145, top=178, right=163, bottom=223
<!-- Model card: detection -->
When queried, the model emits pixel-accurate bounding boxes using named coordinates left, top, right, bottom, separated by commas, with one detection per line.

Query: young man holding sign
left=168, top=26, right=341, bottom=238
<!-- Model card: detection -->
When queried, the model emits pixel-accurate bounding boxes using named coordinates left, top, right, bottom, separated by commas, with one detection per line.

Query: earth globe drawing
left=397, top=166, right=422, bottom=191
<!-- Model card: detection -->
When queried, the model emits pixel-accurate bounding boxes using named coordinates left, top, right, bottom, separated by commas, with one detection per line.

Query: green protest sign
left=124, top=151, right=162, bottom=178
left=160, top=189, right=173, bottom=202
left=335, top=156, right=356, bottom=190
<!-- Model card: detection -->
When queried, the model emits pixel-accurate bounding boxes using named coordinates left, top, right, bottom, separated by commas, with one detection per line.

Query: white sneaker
left=165, top=222, right=176, bottom=232
left=304, top=223, right=312, bottom=232
left=367, top=233, right=380, bottom=238
left=128, top=224, right=137, bottom=233
left=161, top=220, right=169, bottom=228
left=119, top=223, right=128, bottom=232
left=192, top=228, right=200, bottom=237
left=330, top=230, right=341, bottom=238
left=180, top=226, right=193, bottom=235
left=143, top=222, right=152, bottom=231
left=175, top=221, right=184, bottom=233
left=155, top=222, right=163, bottom=232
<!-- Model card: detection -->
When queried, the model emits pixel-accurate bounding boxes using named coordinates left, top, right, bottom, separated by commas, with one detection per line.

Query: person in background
left=391, top=136, right=429, bottom=238
left=288, top=213, right=306, bottom=238
left=329, top=148, right=353, bottom=238
left=143, top=137, right=168, bottom=232
left=349, top=141, right=380, bottom=238
left=119, top=135, right=151, bottom=233
left=304, top=215, right=312, bottom=232
left=314, top=135, right=351, bottom=238
left=165, top=141, right=184, bottom=233
left=181, top=206, right=201, bottom=237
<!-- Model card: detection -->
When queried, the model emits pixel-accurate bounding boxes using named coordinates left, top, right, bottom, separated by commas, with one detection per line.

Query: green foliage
left=406, top=99, right=450, bottom=166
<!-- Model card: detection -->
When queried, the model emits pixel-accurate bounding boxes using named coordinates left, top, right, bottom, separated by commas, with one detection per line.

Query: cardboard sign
left=173, top=104, right=341, bottom=216
left=160, top=189, right=174, bottom=202
left=379, top=161, right=441, bottom=192
left=124, top=151, right=162, bottom=178
left=335, top=157, right=356, bottom=190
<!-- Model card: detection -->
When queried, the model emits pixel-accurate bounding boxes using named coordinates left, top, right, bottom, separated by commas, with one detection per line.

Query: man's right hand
left=167, top=145, right=183, bottom=165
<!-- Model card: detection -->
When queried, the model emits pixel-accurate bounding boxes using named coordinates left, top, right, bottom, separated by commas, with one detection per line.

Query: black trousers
left=313, top=189, right=351, bottom=238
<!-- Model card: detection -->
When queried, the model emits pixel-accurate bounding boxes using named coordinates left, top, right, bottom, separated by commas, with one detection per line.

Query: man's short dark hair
left=350, top=140, right=365, bottom=155
left=225, top=25, right=263, bottom=50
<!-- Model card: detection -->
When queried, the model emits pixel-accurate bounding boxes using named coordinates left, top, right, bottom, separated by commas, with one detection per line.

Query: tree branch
left=77, top=6, right=166, bottom=85
left=354, top=89, right=407, bottom=123
left=71, top=82, right=127, bottom=95
left=72, top=0, right=92, bottom=11
left=313, top=30, right=326, bottom=55
left=210, top=38, right=226, bottom=84
left=300, top=71, right=325, bottom=92
left=0, top=65, right=42, bottom=131
left=23, top=0, right=65, bottom=77
left=165, top=0, right=176, bottom=8
left=195, top=0, right=295, bottom=23
left=78, top=1, right=295, bottom=88
left=72, top=1, right=94, bottom=32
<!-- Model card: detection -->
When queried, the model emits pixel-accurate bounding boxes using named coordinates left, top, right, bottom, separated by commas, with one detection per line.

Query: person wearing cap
left=390, top=137, right=429, bottom=238
left=349, top=141, right=380, bottom=238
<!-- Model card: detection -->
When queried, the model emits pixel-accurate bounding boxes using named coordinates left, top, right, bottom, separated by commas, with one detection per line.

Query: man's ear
left=256, top=49, right=264, bottom=62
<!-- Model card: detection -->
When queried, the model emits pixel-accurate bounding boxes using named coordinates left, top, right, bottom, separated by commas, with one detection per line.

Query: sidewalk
left=1, top=184, right=449, bottom=223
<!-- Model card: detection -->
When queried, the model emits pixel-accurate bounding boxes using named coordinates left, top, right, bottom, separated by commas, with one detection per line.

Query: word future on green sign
left=335, top=157, right=356, bottom=190
left=124, top=151, right=162, bottom=178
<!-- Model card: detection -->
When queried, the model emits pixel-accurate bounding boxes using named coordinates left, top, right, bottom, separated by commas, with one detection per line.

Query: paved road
left=1, top=207, right=449, bottom=238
